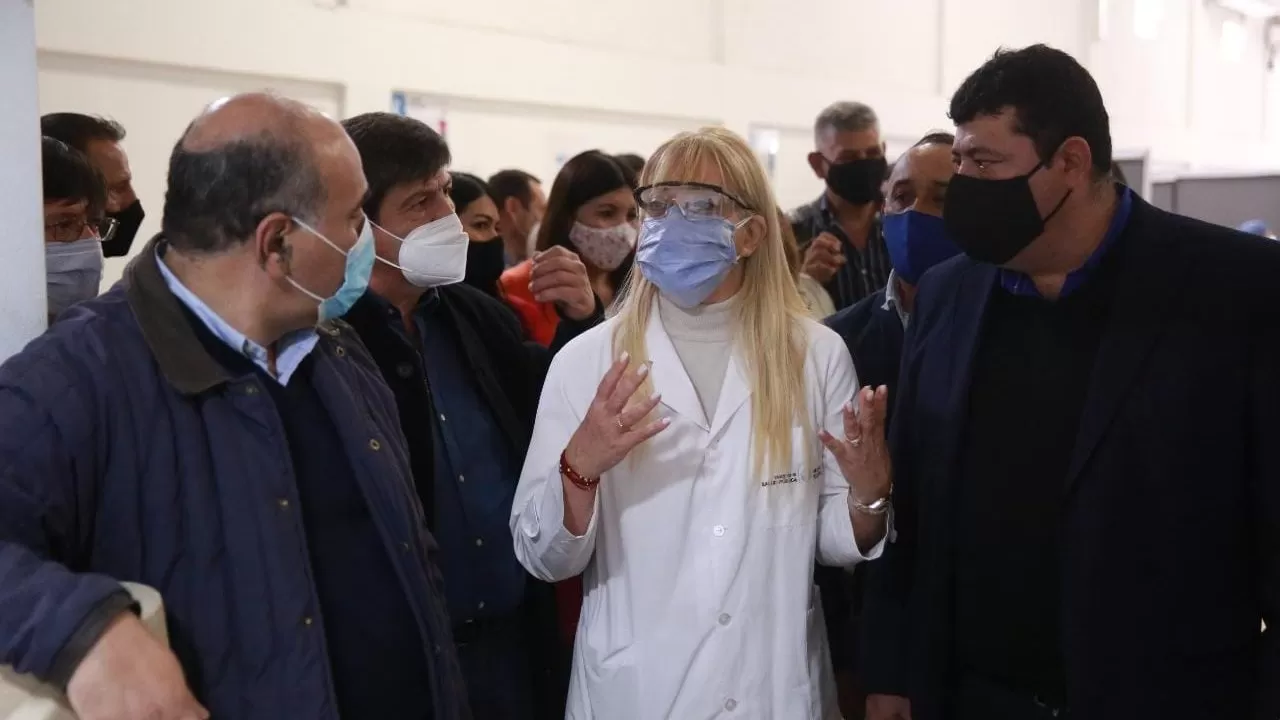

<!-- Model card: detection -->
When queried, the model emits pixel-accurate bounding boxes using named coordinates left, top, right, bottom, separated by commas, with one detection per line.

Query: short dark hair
left=40, top=113, right=126, bottom=154
left=949, top=44, right=1112, bottom=177
left=448, top=171, right=493, bottom=214
left=913, top=130, right=956, bottom=148
left=161, top=130, right=324, bottom=254
left=342, top=113, right=452, bottom=223
left=42, top=136, right=106, bottom=218
left=488, top=169, right=540, bottom=210
left=614, top=153, right=646, bottom=176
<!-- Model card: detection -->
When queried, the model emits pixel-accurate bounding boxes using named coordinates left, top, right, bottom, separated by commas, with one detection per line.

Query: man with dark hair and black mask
left=41, top=113, right=144, bottom=258
left=861, top=45, right=1280, bottom=720
left=789, top=101, right=893, bottom=312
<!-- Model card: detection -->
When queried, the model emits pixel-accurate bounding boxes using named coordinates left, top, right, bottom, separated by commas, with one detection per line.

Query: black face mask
left=103, top=199, right=145, bottom=258
left=463, top=239, right=507, bottom=297
left=824, top=156, right=887, bottom=205
left=942, top=165, right=1071, bottom=265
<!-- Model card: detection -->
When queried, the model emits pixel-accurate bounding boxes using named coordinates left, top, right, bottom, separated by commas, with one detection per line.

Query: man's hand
left=530, top=246, right=597, bottom=321
left=802, top=231, right=845, bottom=285
left=866, top=693, right=912, bottom=720
left=67, top=612, right=208, bottom=720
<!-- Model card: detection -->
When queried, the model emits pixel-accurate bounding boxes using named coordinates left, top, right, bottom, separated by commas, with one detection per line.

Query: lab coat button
left=718, top=613, right=731, bottom=626
left=724, top=698, right=737, bottom=711
left=713, top=525, right=725, bottom=537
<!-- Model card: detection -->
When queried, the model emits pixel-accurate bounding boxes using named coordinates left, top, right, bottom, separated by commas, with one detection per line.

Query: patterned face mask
left=568, top=221, right=637, bottom=271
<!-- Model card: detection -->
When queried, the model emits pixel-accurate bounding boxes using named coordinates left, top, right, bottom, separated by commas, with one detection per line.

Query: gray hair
left=814, top=101, right=880, bottom=141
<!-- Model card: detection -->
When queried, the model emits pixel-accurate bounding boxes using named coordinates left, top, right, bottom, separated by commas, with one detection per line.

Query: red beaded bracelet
left=560, top=450, right=600, bottom=490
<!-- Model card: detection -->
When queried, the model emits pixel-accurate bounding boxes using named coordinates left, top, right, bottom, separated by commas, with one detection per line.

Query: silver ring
left=847, top=436, right=863, bottom=448
left=616, top=415, right=626, bottom=431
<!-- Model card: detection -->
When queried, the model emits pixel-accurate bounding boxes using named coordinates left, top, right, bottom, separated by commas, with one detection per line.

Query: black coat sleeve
left=857, top=291, right=923, bottom=698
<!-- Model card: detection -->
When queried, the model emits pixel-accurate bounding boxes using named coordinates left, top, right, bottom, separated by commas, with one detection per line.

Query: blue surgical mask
left=881, top=210, right=961, bottom=285
left=635, top=207, right=746, bottom=308
left=288, top=218, right=375, bottom=322
left=45, top=237, right=104, bottom=319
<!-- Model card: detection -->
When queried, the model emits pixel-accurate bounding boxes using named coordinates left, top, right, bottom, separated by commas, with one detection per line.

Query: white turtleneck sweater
left=657, top=293, right=737, bottom=423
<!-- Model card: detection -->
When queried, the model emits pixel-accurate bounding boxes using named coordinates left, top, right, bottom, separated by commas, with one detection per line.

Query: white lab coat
left=510, top=300, right=885, bottom=720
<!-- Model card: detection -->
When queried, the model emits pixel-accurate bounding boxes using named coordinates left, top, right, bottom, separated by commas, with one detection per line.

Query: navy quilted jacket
left=0, top=244, right=469, bottom=719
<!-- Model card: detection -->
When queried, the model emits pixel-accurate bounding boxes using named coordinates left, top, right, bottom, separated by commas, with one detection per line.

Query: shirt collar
left=999, top=184, right=1134, bottom=299
left=154, top=246, right=318, bottom=385
left=882, top=271, right=909, bottom=329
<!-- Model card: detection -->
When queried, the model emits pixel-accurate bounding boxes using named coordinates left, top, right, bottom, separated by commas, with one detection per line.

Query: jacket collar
left=124, top=235, right=234, bottom=395
left=124, top=235, right=344, bottom=396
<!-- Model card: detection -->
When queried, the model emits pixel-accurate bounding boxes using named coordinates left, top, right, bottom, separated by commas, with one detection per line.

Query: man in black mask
left=789, top=101, right=892, bottom=312
left=861, top=45, right=1280, bottom=720
left=41, top=113, right=144, bottom=258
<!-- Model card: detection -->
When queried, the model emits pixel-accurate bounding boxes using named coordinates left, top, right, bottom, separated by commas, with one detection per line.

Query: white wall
left=2, top=0, right=47, bottom=361
left=1090, top=0, right=1280, bottom=172
left=33, top=0, right=1280, bottom=286
left=34, top=0, right=1101, bottom=285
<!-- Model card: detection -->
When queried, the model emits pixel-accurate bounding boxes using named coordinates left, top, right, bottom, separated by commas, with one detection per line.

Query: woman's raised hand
left=819, top=384, right=892, bottom=504
left=563, top=353, right=671, bottom=481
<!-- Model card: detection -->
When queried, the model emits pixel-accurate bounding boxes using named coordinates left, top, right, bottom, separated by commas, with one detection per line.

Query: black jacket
left=861, top=196, right=1280, bottom=719
left=344, top=283, right=602, bottom=719
left=824, top=287, right=905, bottom=399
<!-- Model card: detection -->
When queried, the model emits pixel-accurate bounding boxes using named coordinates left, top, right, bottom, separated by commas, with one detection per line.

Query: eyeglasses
left=98, top=217, right=119, bottom=243
left=635, top=182, right=756, bottom=221
left=45, top=216, right=115, bottom=244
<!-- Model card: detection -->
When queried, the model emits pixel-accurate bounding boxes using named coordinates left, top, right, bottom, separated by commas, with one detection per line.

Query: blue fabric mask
left=636, top=207, right=744, bottom=308
left=881, top=210, right=961, bottom=285
left=289, top=218, right=376, bottom=322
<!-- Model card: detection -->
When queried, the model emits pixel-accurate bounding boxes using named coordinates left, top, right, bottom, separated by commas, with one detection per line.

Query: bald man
left=0, top=94, right=468, bottom=720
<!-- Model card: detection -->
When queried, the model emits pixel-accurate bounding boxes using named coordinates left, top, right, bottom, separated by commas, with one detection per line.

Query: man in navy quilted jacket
left=0, top=93, right=468, bottom=720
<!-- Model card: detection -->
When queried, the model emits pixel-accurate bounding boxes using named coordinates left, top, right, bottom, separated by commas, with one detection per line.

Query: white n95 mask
left=374, top=213, right=470, bottom=288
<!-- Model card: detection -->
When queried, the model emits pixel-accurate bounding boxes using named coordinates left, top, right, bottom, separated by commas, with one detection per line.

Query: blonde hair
left=613, top=127, right=812, bottom=473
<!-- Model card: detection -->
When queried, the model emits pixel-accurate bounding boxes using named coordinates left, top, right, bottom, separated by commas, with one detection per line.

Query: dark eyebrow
left=400, top=191, right=430, bottom=210
left=956, top=145, right=1004, bottom=159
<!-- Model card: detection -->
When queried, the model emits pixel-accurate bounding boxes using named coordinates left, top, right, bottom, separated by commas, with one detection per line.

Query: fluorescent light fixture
left=1216, top=0, right=1280, bottom=18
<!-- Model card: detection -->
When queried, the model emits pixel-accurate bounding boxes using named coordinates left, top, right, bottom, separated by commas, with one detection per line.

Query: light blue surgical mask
left=288, top=218, right=375, bottom=322
left=635, top=206, right=748, bottom=308
left=45, top=237, right=104, bottom=319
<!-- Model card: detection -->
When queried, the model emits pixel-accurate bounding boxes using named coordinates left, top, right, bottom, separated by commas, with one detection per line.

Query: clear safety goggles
left=635, top=182, right=756, bottom=221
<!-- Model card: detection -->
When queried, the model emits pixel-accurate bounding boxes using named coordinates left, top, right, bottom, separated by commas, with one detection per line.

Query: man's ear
left=808, top=152, right=827, bottom=180
left=504, top=196, right=523, bottom=218
left=1058, top=137, right=1094, bottom=185
left=256, top=212, right=294, bottom=279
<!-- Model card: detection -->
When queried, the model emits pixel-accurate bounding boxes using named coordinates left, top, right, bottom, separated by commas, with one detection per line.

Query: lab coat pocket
left=759, top=427, right=820, bottom=529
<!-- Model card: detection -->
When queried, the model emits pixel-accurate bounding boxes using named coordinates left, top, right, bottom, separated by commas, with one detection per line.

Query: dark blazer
left=862, top=197, right=1280, bottom=720
left=825, top=287, right=906, bottom=397
left=344, top=282, right=601, bottom=720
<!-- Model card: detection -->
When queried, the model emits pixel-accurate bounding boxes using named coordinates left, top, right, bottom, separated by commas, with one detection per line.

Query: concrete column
left=0, top=0, right=46, bottom=361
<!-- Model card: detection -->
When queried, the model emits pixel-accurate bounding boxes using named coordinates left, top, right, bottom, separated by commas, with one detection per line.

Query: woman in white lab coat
left=510, top=126, right=893, bottom=719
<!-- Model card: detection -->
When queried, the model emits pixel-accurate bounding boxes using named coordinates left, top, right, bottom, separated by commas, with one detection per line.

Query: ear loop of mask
left=283, top=218, right=351, bottom=303
left=367, top=219, right=413, bottom=274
